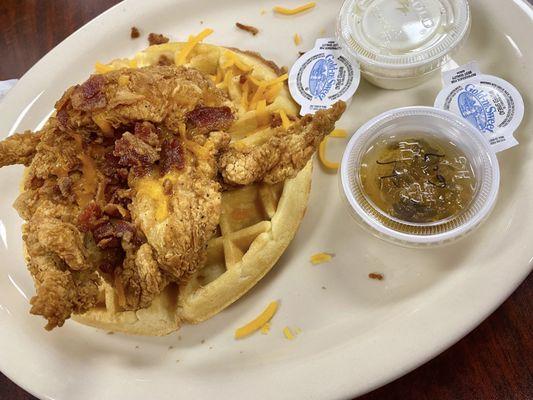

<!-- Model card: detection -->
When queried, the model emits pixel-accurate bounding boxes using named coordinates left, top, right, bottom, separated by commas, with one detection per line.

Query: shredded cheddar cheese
left=294, top=33, right=302, bottom=45
left=256, top=99, right=269, bottom=126
left=310, top=252, right=334, bottom=265
left=214, top=67, right=224, bottom=84
left=260, top=322, right=271, bottom=334
left=265, top=82, right=283, bottom=103
left=278, top=109, right=292, bottom=129
left=94, top=62, right=114, bottom=74
left=223, top=50, right=253, bottom=72
left=241, top=80, right=250, bottom=109
left=318, top=129, right=347, bottom=170
left=249, top=85, right=266, bottom=109
left=249, top=73, right=288, bottom=89
left=283, top=327, right=295, bottom=340
left=222, top=68, right=234, bottom=90
left=330, top=129, right=348, bottom=138
left=234, top=301, right=279, bottom=339
left=175, top=28, right=214, bottom=65
left=274, top=2, right=316, bottom=15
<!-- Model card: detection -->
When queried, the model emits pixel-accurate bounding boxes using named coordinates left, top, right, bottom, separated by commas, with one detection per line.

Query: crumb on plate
left=130, top=26, right=140, bottom=39
left=148, top=32, right=169, bottom=45
left=369, top=272, right=384, bottom=281
left=236, top=22, right=259, bottom=35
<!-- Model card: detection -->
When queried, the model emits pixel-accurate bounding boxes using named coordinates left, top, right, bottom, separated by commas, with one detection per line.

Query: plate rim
left=0, top=0, right=532, bottom=399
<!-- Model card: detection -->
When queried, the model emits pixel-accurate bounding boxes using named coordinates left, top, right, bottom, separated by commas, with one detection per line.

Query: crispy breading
left=219, top=101, right=346, bottom=185
left=0, top=131, right=41, bottom=167
left=23, top=216, right=100, bottom=330
left=36, top=218, right=89, bottom=271
left=115, top=244, right=169, bottom=310
left=57, top=65, right=234, bottom=133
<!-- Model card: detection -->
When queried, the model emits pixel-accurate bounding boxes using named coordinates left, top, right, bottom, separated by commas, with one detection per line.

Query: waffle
left=73, top=40, right=312, bottom=335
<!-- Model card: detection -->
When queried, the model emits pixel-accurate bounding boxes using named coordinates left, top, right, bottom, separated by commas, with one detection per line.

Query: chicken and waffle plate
left=0, top=35, right=345, bottom=335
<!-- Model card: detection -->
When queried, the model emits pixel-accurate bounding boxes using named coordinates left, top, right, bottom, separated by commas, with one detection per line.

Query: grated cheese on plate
left=283, top=327, right=295, bottom=340
left=274, top=2, right=316, bottom=15
left=260, top=322, right=271, bottom=334
left=310, top=252, right=334, bottom=265
left=175, top=28, right=213, bottom=65
left=234, top=301, right=278, bottom=339
left=318, top=129, right=347, bottom=170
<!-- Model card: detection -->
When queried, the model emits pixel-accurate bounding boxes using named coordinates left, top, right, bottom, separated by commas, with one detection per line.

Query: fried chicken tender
left=115, top=244, right=169, bottom=310
left=130, top=131, right=229, bottom=284
left=0, top=131, right=41, bottom=167
left=22, top=200, right=101, bottom=329
left=219, top=101, right=346, bottom=185
left=57, top=65, right=233, bottom=133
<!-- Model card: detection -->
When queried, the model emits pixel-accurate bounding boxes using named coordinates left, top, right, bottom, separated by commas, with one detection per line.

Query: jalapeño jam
left=359, top=135, right=476, bottom=224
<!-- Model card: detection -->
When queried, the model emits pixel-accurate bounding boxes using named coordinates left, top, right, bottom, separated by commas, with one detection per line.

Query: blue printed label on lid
left=435, top=62, right=524, bottom=153
left=289, top=38, right=360, bottom=115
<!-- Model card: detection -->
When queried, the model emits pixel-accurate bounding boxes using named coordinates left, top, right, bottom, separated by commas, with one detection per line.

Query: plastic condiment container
left=337, top=0, right=471, bottom=89
left=339, top=106, right=500, bottom=247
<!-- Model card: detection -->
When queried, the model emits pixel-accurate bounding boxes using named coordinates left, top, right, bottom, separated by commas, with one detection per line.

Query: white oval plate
left=0, top=1, right=531, bottom=399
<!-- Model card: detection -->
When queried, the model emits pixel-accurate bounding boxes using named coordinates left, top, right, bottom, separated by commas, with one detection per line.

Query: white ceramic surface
left=0, top=1, right=531, bottom=399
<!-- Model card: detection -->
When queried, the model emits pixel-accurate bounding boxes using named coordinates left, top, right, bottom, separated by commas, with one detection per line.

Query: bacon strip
left=186, top=106, right=234, bottom=135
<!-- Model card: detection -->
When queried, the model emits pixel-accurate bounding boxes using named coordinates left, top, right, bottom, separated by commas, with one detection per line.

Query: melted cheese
left=234, top=301, right=278, bottom=339
left=273, top=2, right=316, bottom=15
left=136, top=178, right=169, bottom=222
left=175, top=28, right=214, bottom=65
left=77, top=154, right=98, bottom=207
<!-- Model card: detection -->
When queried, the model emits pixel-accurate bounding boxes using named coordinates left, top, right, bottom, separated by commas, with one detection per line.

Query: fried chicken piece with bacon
left=54, top=65, right=234, bottom=310
left=0, top=63, right=346, bottom=330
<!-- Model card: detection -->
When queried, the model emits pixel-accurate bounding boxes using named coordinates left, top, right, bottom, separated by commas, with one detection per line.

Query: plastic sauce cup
left=337, top=0, right=471, bottom=89
left=339, top=106, right=500, bottom=247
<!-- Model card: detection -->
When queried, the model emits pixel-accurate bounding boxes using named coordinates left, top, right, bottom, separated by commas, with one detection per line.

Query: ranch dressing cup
left=337, top=0, right=471, bottom=89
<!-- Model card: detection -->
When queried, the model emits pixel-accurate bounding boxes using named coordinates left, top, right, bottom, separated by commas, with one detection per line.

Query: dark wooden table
left=0, top=1, right=532, bottom=399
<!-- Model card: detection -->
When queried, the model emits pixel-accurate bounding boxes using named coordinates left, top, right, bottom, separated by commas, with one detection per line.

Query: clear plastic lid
left=337, top=0, right=471, bottom=79
left=339, top=106, right=500, bottom=247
